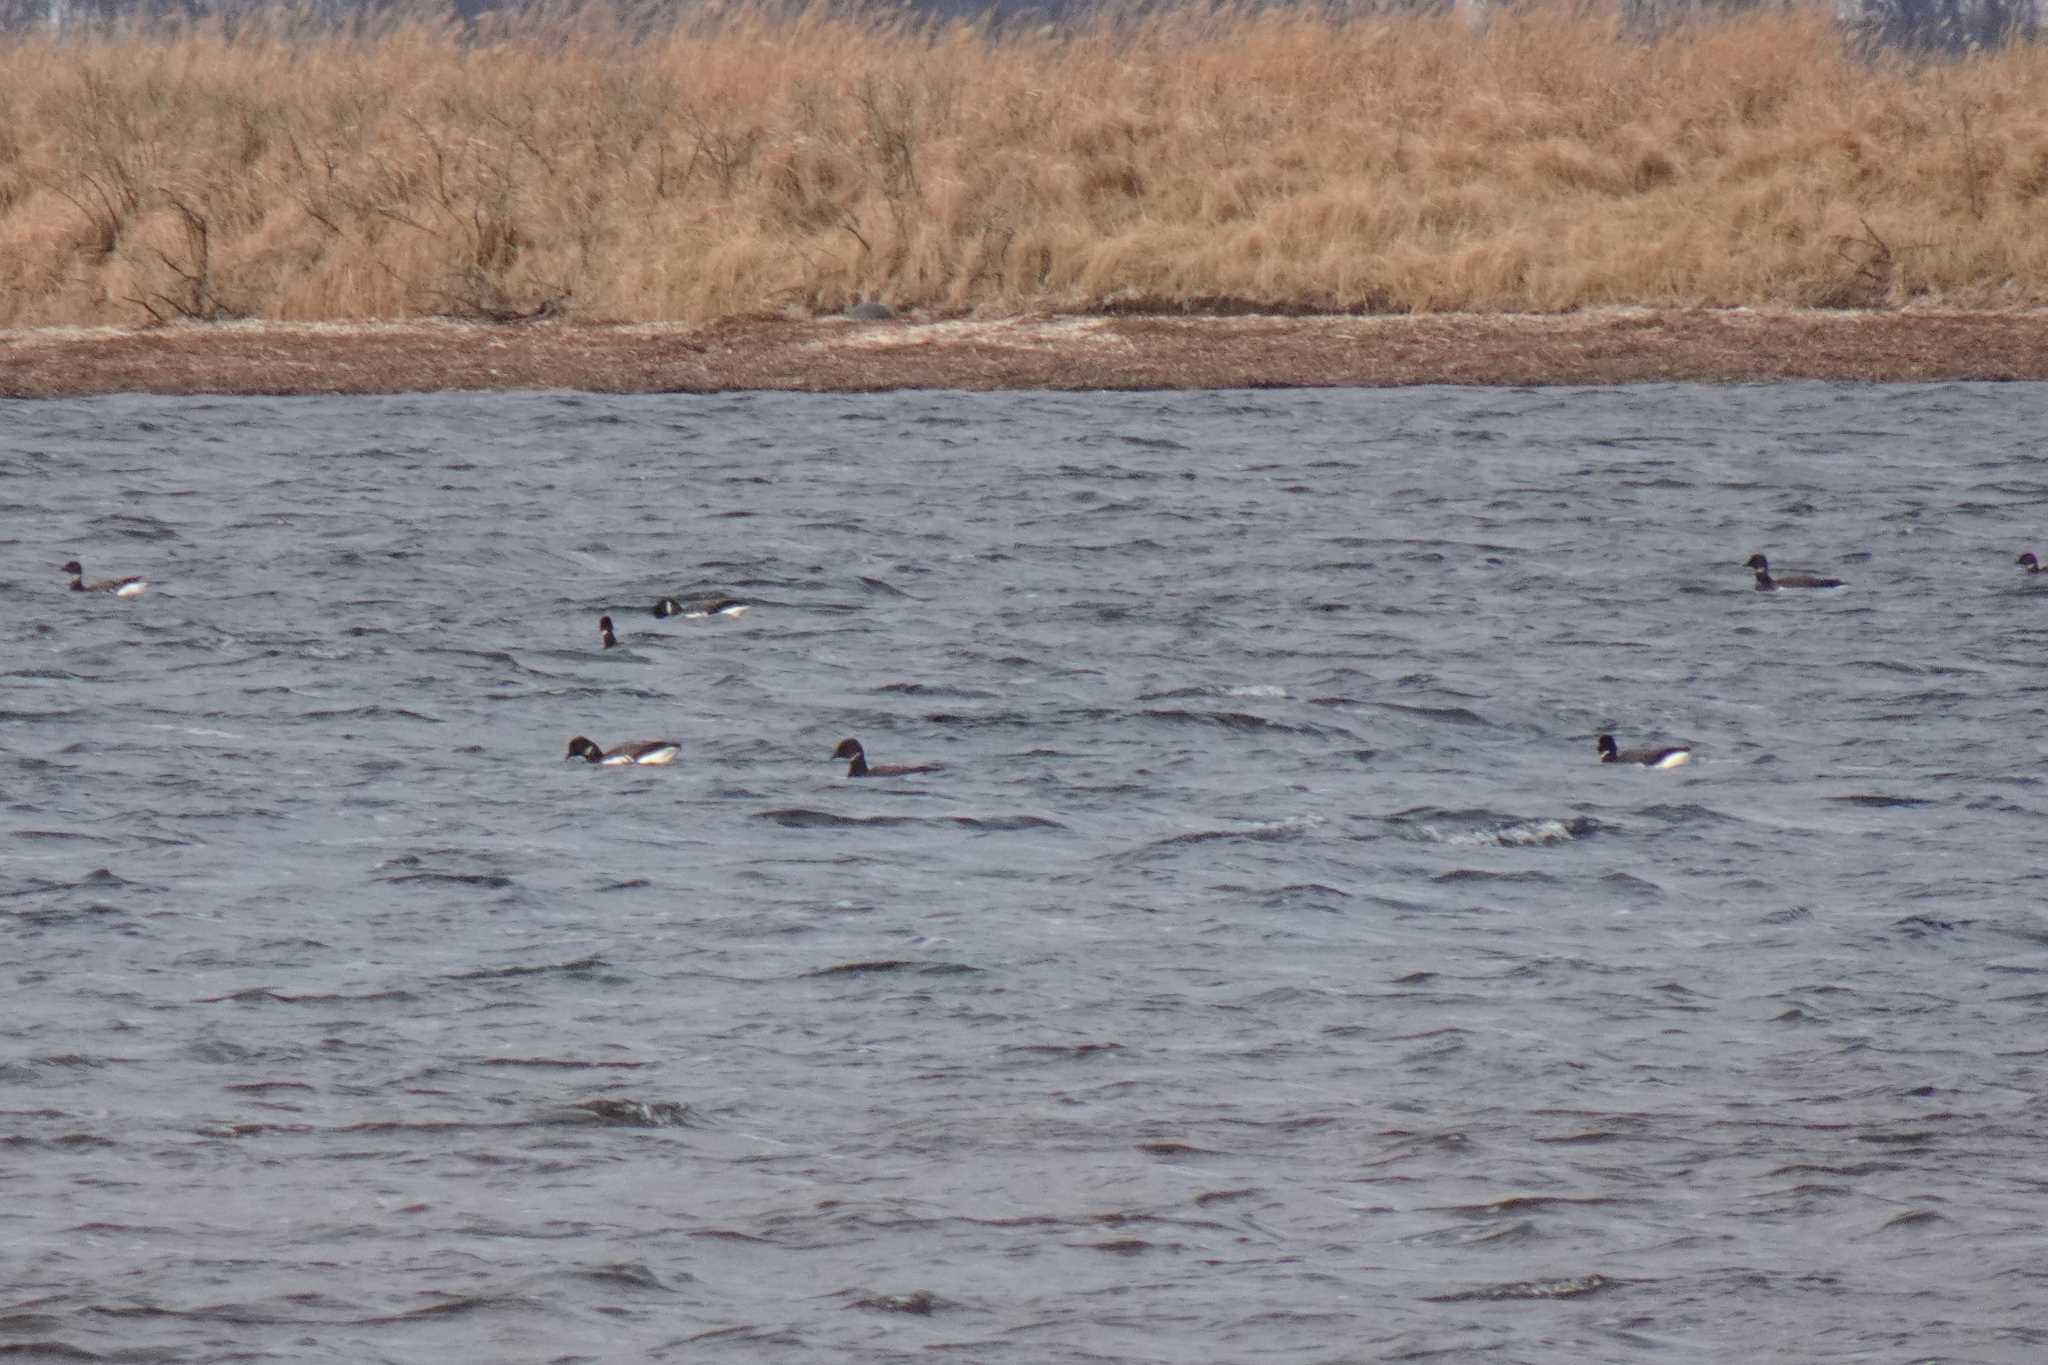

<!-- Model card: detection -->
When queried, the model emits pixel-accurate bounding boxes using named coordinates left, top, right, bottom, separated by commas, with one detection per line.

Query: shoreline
left=5, top=309, right=2048, bottom=398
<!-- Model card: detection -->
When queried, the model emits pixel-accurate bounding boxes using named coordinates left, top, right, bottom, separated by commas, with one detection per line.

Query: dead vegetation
left=3, top=1, right=2048, bottom=326
left=8, top=310, right=2048, bottom=397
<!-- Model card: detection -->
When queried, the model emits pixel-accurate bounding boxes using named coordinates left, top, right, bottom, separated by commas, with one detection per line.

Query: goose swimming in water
left=655, top=596, right=749, bottom=619
left=565, top=736, right=680, bottom=766
left=1597, top=735, right=1693, bottom=768
left=833, top=738, right=939, bottom=778
left=1745, top=553, right=1843, bottom=591
left=62, top=560, right=147, bottom=599
left=2019, top=552, right=2042, bottom=574
left=599, top=615, right=619, bottom=649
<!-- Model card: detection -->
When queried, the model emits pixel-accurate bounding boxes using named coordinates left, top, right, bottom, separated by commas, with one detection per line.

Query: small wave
left=871, top=682, right=997, bottom=698
left=1443, top=1194, right=1623, bottom=1216
left=1368, top=702, right=1494, bottom=727
left=0, top=1340, right=98, bottom=1360
left=299, top=706, right=441, bottom=723
left=1432, top=868, right=1560, bottom=883
left=380, top=871, right=515, bottom=889
left=574, top=1263, right=691, bottom=1290
left=846, top=1290, right=938, bottom=1315
left=944, top=815, right=1065, bottom=832
left=1139, top=708, right=1317, bottom=735
left=1401, top=1220, right=1539, bottom=1249
left=803, top=960, right=981, bottom=978
left=1127, top=818, right=1321, bottom=854
left=924, top=707, right=1073, bottom=729
left=87, top=513, right=180, bottom=541
left=451, top=955, right=607, bottom=980
left=1137, top=684, right=1288, bottom=702
left=1388, top=808, right=1596, bottom=847
left=1424, top=1273, right=1616, bottom=1303
left=1877, top=1209, right=1947, bottom=1232
left=364, top=1295, right=531, bottom=1324
left=196, top=987, right=415, bottom=1005
left=1075, top=1238, right=1159, bottom=1255
left=468, top=1056, right=651, bottom=1069
left=753, top=808, right=919, bottom=829
left=1890, top=913, right=1970, bottom=936
left=558, top=1099, right=692, bottom=1128
left=1212, top=881, right=1352, bottom=907
left=1638, top=802, right=1737, bottom=823
left=0, top=869, right=151, bottom=900
left=1827, top=793, right=1937, bottom=808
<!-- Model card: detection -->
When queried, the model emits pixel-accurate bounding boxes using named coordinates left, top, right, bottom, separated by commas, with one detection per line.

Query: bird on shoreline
left=655, top=596, right=749, bottom=619
left=1597, top=735, right=1693, bottom=768
left=62, top=560, right=147, bottom=598
left=565, top=736, right=679, bottom=766
left=599, top=615, right=619, bottom=649
left=833, top=738, right=938, bottom=778
left=1745, top=553, right=1843, bottom=591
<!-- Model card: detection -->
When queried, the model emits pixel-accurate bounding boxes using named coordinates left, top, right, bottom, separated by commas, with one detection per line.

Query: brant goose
left=2019, top=552, right=2042, bottom=574
left=565, top=736, right=680, bottom=766
left=1597, top=735, right=1693, bottom=769
left=655, top=597, right=749, bottom=619
left=599, top=615, right=619, bottom=649
left=833, top=738, right=938, bottom=778
left=62, top=560, right=147, bottom=599
left=1745, top=553, right=1843, bottom=591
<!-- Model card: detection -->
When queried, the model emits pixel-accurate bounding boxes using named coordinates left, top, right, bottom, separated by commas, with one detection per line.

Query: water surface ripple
left=5, top=384, right=2047, bottom=1362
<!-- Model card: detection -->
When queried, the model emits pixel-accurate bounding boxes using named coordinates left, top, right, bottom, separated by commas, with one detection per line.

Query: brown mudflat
left=4, top=309, right=2046, bottom=398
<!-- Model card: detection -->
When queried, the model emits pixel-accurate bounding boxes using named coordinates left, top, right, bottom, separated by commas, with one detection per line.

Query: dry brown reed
left=3, top=0, right=2048, bottom=326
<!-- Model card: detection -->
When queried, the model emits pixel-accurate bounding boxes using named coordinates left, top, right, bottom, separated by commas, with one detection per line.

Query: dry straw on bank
left=2, top=0, right=2047, bottom=326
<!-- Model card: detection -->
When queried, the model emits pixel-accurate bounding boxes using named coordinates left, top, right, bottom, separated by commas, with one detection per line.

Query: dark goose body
left=833, top=737, right=939, bottom=778
left=62, top=560, right=147, bottom=599
left=1745, top=553, right=1843, bottom=591
left=565, top=736, right=680, bottom=766
left=1597, top=734, right=1693, bottom=769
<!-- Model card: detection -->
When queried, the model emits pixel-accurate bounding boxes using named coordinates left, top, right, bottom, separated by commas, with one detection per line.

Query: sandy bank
left=4, top=310, right=2048, bottom=399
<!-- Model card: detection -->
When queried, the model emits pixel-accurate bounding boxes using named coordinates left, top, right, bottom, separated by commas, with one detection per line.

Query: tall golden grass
left=2, top=1, right=2046, bottom=326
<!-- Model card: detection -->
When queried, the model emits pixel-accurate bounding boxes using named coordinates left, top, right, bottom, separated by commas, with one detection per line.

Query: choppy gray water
left=5, top=383, right=2048, bottom=1363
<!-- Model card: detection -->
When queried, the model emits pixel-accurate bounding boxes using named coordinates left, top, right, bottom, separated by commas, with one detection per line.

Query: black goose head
left=565, top=736, right=604, bottom=762
left=654, top=598, right=682, bottom=618
left=61, top=560, right=84, bottom=576
left=2019, top=553, right=2040, bottom=572
left=599, top=615, right=617, bottom=647
left=833, top=738, right=866, bottom=762
left=1596, top=734, right=1619, bottom=762
left=1743, top=554, right=1769, bottom=572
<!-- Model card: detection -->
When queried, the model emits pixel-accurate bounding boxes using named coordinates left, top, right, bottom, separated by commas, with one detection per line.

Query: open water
left=4, top=383, right=2048, bottom=1363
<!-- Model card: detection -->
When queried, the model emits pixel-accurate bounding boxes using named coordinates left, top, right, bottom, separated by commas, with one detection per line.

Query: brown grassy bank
left=3, top=3, right=2048, bottom=328
left=9, top=310, right=2048, bottom=397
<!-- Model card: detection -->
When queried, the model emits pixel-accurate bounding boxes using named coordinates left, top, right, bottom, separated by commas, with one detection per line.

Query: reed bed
left=2, top=1, right=2046, bottom=326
